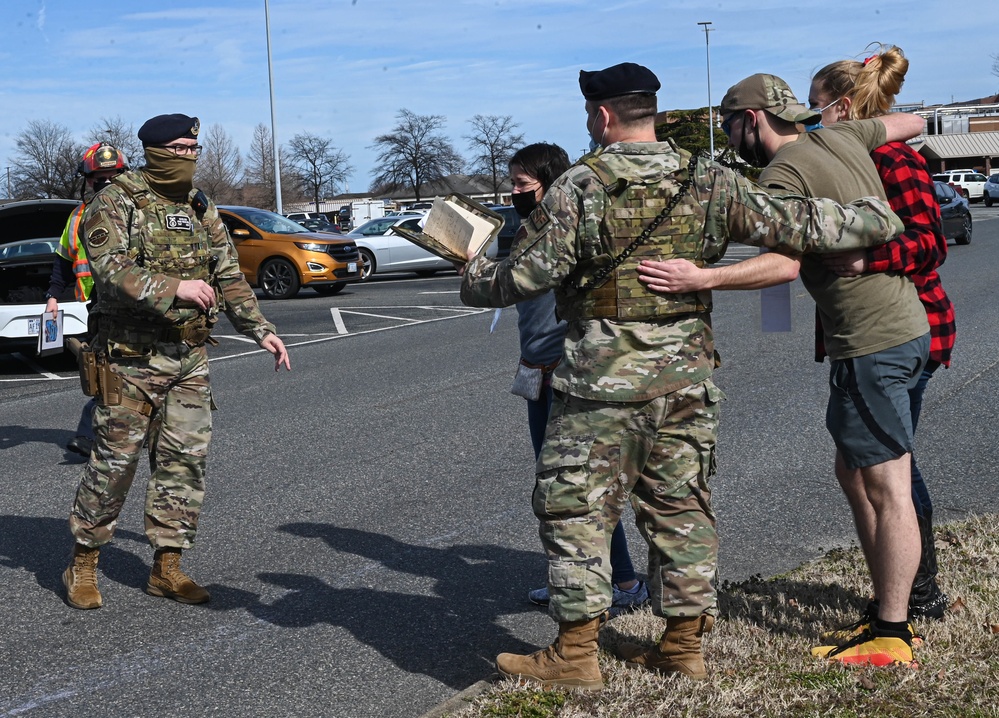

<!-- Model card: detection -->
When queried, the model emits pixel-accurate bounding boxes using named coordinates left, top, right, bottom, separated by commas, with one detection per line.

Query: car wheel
left=415, top=270, right=437, bottom=278
left=960, top=188, right=969, bottom=200
left=986, top=194, right=994, bottom=207
left=359, top=249, right=376, bottom=281
left=259, top=258, right=301, bottom=299
left=313, top=282, right=346, bottom=296
left=955, top=214, right=972, bottom=245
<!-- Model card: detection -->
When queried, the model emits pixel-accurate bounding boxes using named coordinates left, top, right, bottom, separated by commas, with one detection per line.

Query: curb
left=417, top=678, right=495, bottom=718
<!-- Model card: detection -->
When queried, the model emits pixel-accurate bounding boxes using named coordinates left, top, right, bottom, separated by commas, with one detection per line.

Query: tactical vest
left=96, top=172, right=215, bottom=350
left=562, top=149, right=711, bottom=322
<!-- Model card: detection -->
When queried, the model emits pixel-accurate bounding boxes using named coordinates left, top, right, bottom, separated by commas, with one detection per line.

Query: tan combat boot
left=63, top=544, right=102, bottom=610
left=495, top=614, right=605, bottom=691
left=616, top=614, right=714, bottom=680
left=146, top=548, right=210, bottom=604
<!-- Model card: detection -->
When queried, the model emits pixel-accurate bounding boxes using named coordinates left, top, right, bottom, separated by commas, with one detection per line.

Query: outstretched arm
left=638, top=252, right=800, bottom=293
left=878, top=112, right=925, bottom=144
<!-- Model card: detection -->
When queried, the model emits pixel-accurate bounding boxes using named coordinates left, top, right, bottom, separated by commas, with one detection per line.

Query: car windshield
left=231, top=208, right=310, bottom=235
left=0, top=237, right=59, bottom=260
left=351, top=217, right=400, bottom=235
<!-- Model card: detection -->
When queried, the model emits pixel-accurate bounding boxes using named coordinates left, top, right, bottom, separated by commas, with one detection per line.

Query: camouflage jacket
left=460, top=142, right=903, bottom=401
left=82, top=170, right=275, bottom=346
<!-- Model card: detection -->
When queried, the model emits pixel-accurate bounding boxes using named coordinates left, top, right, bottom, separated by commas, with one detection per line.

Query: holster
left=70, top=339, right=100, bottom=398
left=73, top=339, right=153, bottom=416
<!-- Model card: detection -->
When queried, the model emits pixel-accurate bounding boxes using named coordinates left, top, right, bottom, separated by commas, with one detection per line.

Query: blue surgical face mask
left=588, top=137, right=601, bottom=153
left=805, top=123, right=823, bottom=132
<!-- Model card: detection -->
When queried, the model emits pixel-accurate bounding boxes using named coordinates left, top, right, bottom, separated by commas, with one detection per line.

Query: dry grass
left=445, top=514, right=999, bottom=718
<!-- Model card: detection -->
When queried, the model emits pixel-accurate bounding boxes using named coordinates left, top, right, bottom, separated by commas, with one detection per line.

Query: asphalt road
left=2, top=205, right=998, bottom=717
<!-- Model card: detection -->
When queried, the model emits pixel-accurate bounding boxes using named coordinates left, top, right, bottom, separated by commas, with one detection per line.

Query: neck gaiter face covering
left=142, top=147, right=196, bottom=201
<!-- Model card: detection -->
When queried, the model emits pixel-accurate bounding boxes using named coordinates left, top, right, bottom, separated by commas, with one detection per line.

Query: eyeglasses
left=159, top=144, right=203, bottom=158
left=721, top=115, right=735, bottom=137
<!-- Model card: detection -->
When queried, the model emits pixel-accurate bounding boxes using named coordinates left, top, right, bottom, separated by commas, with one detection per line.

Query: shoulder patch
left=527, top=203, right=552, bottom=235
left=87, top=227, right=110, bottom=248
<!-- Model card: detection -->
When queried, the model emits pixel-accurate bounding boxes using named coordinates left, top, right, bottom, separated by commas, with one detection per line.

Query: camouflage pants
left=535, top=379, right=722, bottom=623
left=69, top=343, right=212, bottom=550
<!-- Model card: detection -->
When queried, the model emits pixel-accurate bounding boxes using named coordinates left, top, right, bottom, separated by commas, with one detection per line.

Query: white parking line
left=330, top=308, right=348, bottom=334
left=0, top=353, right=75, bottom=382
left=341, top=310, right=423, bottom=323
left=3, top=306, right=493, bottom=375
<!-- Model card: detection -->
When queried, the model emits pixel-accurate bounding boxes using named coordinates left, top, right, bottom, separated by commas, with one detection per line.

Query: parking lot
left=2, top=210, right=999, bottom=717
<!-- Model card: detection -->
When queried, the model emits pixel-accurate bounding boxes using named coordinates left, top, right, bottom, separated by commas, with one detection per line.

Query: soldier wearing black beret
left=62, top=113, right=289, bottom=613
left=137, top=113, right=201, bottom=148
left=578, top=61, right=661, bottom=101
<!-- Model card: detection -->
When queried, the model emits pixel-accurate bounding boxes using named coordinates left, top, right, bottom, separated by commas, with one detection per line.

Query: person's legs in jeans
left=907, top=361, right=947, bottom=615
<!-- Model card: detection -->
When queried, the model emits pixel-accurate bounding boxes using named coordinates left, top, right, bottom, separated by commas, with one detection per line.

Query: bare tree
left=465, top=114, right=523, bottom=203
left=992, top=53, right=999, bottom=82
left=8, top=119, right=86, bottom=199
left=241, top=123, right=299, bottom=210
left=369, top=109, right=464, bottom=202
left=87, top=116, right=143, bottom=169
left=287, top=132, right=352, bottom=212
left=195, top=124, right=243, bottom=204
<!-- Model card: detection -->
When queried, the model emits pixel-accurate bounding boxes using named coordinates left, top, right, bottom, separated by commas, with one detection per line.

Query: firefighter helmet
left=78, top=143, right=129, bottom=176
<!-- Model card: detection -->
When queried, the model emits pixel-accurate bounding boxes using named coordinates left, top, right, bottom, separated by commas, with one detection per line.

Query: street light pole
left=697, top=21, right=714, bottom=159
left=264, top=0, right=283, bottom=213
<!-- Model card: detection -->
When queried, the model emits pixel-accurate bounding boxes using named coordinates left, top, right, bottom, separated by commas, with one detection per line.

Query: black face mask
left=738, top=117, right=769, bottom=168
left=92, top=178, right=113, bottom=194
left=511, top=191, right=539, bottom=218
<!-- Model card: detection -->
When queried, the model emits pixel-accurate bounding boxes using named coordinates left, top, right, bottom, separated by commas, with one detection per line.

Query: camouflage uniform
left=69, top=169, right=275, bottom=550
left=461, top=141, right=902, bottom=623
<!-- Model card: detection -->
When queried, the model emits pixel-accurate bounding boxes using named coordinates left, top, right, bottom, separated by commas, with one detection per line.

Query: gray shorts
left=825, top=334, right=929, bottom=470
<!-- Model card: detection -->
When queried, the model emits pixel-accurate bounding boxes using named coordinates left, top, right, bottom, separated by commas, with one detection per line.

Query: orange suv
left=219, top=206, right=361, bottom=299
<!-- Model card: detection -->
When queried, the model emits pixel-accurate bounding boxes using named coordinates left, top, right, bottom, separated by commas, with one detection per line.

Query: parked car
left=933, top=181, right=972, bottom=245
left=345, top=214, right=454, bottom=281
left=488, top=205, right=521, bottom=259
left=0, top=199, right=85, bottom=355
left=218, top=206, right=361, bottom=299
left=984, top=173, right=999, bottom=207
left=295, top=217, right=342, bottom=234
left=932, top=170, right=988, bottom=203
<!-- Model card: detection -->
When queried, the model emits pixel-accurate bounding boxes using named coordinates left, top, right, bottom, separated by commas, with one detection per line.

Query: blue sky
left=3, top=0, right=997, bottom=194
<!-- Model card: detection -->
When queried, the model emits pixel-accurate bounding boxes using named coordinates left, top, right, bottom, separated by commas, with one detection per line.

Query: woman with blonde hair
left=809, top=44, right=954, bottom=631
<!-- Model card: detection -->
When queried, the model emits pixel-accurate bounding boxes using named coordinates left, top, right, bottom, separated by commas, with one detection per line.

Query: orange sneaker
left=812, top=628, right=915, bottom=668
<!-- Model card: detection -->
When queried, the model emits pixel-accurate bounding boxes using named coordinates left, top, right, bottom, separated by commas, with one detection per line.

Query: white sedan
left=0, top=199, right=87, bottom=355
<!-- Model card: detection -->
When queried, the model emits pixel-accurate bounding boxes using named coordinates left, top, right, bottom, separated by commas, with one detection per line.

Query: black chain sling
left=575, top=153, right=699, bottom=292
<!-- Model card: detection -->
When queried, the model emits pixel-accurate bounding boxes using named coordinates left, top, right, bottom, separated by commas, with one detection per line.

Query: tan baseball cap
left=719, top=74, right=821, bottom=125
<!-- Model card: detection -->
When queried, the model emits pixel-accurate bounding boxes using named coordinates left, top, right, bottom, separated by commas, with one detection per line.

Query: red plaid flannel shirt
left=815, top=142, right=955, bottom=366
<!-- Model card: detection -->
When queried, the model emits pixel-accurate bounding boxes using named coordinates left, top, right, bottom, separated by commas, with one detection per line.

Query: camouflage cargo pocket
left=533, top=397, right=597, bottom=519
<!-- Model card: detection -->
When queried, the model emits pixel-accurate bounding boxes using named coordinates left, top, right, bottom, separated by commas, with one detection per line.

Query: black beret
left=579, top=62, right=660, bottom=102
left=138, top=114, right=201, bottom=147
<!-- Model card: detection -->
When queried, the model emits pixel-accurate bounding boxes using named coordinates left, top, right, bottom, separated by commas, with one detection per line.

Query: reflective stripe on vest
left=64, top=205, right=93, bottom=302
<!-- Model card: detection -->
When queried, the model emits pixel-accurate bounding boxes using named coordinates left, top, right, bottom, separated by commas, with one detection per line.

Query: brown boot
left=63, top=544, right=102, bottom=610
left=496, top=614, right=605, bottom=691
left=146, top=548, right=210, bottom=604
left=616, top=614, right=714, bottom=680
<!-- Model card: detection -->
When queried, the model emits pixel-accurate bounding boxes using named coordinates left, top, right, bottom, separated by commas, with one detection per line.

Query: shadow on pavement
left=221, top=522, right=543, bottom=690
left=0, top=515, right=153, bottom=596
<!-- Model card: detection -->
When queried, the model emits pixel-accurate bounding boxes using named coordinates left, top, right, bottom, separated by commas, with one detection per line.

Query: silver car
left=346, top=214, right=454, bottom=281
